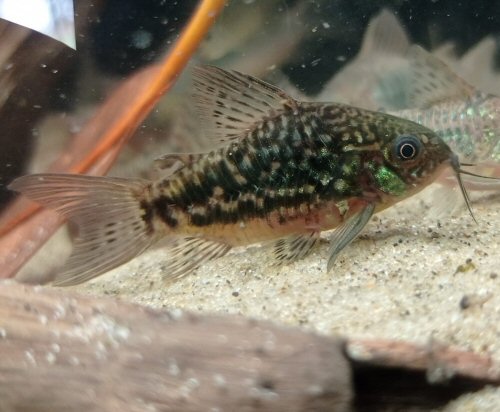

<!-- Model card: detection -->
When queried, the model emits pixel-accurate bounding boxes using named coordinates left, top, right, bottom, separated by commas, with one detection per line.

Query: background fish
left=9, top=66, right=475, bottom=286
left=385, top=46, right=500, bottom=167
left=319, top=10, right=500, bottom=172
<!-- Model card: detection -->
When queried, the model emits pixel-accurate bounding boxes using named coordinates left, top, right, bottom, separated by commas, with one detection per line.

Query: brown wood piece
left=1, top=281, right=499, bottom=411
left=0, top=281, right=352, bottom=412
left=345, top=338, right=500, bottom=383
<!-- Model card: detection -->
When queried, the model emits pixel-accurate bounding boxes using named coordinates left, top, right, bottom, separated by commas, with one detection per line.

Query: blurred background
left=1, top=0, right=500, bottom=207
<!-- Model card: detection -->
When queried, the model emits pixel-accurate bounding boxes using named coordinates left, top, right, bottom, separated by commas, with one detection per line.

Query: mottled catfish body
left=316, top=9, right=500, bottom=204
left=10, top=66, right=462, bottom=286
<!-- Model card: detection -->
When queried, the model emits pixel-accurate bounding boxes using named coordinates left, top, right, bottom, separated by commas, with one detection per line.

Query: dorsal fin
left=460, top=36, right=496, bottom=72
left=406, top=45, right=476, bottom=109
left=318, top=9, right=410, bottom=107
left=458, top=36, right=497, bottom=91
left=359, top=9, right=409, bottom=58
left=361, top=9, right=409, bottom=110
left=192, top=65, right=298, bottom=144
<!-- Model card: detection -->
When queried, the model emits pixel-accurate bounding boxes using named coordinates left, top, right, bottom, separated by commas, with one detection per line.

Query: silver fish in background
left=386, top=46, right=500, bottom=166
left=8, top=66, right=487, bottom=286
left=319, top=9, right=500, bottom=172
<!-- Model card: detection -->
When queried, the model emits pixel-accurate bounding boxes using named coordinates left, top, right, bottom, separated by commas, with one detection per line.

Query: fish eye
left=393, top=134, right=422, bottom=160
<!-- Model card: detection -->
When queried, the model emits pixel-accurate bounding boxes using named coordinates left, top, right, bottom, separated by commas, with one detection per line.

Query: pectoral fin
left=327, top=203, right=375, bottom=271
left=273, top=231, right=320, bottom=264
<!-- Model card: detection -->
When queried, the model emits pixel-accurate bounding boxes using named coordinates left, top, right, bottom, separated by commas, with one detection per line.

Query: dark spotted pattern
left=149, top=103, right=450, bottom=228
left=152, top=196, right=179, bottom=228
left=139, top=200, right=156, bottom=233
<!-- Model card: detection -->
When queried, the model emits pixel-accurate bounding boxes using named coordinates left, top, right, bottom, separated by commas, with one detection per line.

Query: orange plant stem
left=0, top=0, right=226, bottom=278
left=0, top=0, right=226, bottom=238
left=71, top=0, right=227, bottom=175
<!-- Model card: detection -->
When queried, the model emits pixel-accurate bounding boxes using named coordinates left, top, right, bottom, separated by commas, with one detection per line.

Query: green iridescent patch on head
left=373, top=165, right=407, bottom=196
left=466, top=106, right=475, bottom=117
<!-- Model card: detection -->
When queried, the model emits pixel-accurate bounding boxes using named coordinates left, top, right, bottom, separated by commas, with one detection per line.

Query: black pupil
left=399, top=142, right=417, bottom=159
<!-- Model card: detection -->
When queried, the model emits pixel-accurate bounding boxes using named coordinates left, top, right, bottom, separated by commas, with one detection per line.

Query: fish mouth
left=450, top=154, right=500, bottom=223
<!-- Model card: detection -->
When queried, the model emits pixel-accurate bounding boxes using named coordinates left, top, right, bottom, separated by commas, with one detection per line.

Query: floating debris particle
left=459, top=292, right=493, bottom=310
left=454, top=258, right=476, bottom=274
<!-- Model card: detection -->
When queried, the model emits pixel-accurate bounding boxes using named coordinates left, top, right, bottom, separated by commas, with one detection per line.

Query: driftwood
left=0, top=282, right=499, bottom=412
left=0, top=0, right=226, bottom=281
left=346, top=339, right=500, bottom=411
left=0, top=282, right=351, bottom=412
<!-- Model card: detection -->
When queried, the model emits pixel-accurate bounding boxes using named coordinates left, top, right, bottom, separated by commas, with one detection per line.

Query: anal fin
left=327, top=204, right=375, bottom=271
left=273, top=231, right=320, bottom=264
left=162, top=237, right=231, bottom=281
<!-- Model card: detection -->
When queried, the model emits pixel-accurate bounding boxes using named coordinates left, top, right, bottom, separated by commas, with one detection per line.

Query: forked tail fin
left=9, top=174, right=157, bottom=286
